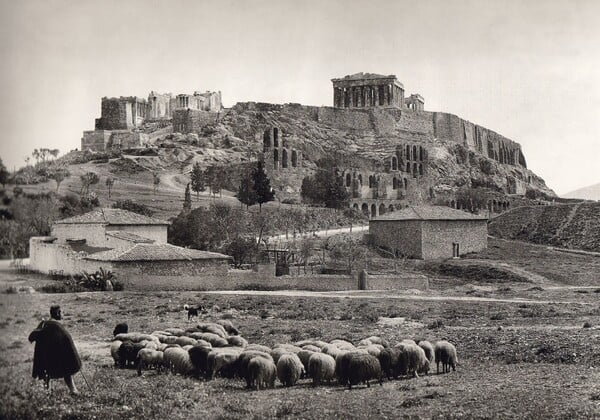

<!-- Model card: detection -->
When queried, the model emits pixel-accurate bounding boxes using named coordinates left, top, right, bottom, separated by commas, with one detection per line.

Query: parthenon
left=332, top=72, right=405, bottom=109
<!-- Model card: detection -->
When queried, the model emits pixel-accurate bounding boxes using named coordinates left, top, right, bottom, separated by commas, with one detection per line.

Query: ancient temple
left=331, top=72, right=405, bottom=109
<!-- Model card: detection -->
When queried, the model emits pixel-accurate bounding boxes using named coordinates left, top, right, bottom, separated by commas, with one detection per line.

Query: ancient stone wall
left=148, top=92, right=174, bottom=119
left=172, top=109, right=220, bottom=134
left=81, top=130, right=112, bottom=152
left=95, top=97, right=147, bottom=130
left=29, top=237, right=110, bottom=275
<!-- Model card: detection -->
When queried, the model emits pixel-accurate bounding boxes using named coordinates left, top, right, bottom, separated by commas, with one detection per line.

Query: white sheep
left=307, top=352, right=336, bottom=386
left=434, top=341, right=458, bottom=374
left=418, top=340, right=435, bottom=366
left=136, top=349, right=164, bottom=375
left=248, top=356, right=276, bottom=390
left=276, top=353, right=304, bottom=387
left=227, top=335, right=248, bottom=348
left=110, top=340, right=122, bottom=367
left=163, top=347, right=194, bottom=375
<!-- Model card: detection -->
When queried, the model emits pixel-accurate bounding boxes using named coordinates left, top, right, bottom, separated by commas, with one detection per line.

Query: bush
left=583, top=322, right=592, bottom=329
left=112, top=200, right=154, bottom=216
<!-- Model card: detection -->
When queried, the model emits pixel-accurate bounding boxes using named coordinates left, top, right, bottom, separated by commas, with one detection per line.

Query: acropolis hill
left=80, top=72, right=554, bottom=216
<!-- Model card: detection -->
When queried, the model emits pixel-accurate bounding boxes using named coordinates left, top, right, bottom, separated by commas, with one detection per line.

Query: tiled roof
left=56, top=208, right=169, bottom=226
left=105, top=231, right=155, bottom=243
left=372, top=206, right=488, bottom=221
left=333, top=72, right=397, bottom=81
left=86, top=243, right=232, bottom=262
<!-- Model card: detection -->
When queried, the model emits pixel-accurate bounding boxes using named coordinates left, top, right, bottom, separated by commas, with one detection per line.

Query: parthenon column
left=374, top=85, right=379, bottom=107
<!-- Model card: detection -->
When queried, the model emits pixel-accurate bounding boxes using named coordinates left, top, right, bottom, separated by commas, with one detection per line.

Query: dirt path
left=202, top=289, right=591, bottom=305
left=267, top=224, right=369, bottom=243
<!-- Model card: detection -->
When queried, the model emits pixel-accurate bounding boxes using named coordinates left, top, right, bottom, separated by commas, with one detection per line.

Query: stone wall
left=81, top=130, right=112, bottom=152
left=81, top=130, right=148, bottom=152
left=95, top=97, right=147, bottom=130
left=29, top=237, right=110, bottom=275
left=369, top=220, right=423, bottom=258
left=172, top=109, right=220, bottom=134
left=420, top=220, right=488, bottom=259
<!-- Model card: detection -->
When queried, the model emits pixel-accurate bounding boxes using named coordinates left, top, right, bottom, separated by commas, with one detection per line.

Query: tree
left=225, top=236, right=258, bottom=267
left=152, top=173, right=160, bottom=194
left=324, top=234, right=366, bottom=273
left=105, top=177, right=115, bottom=198
left=300, top=158, right=349, bottom=210
left=50, top=168, right=70, bottom=192
left=49, top=149, right=60, bottom=160
left=236, top=170, right=257, bottom=209
left=183, top=183, right=192, bottom=212
left=32, top=149, right=40, bottom=165
left=252, top=161, right=274, bottom=211
left=190, top=162, right=205, bottom=199
left=80, top=172, right=99, bottom=196
left=205, top=165, right=225, bottom=198
left=0, top=158, right=9, bottom=187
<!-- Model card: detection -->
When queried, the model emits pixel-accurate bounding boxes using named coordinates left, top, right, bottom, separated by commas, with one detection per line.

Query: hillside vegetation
left=489, top=202, right=600, bottom=252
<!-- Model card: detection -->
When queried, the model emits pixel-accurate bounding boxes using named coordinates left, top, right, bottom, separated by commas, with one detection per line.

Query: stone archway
left=379, top=203, right=386, bottom=215
left=273, top=149, right=279, bottom=169
left=391, top=156, right=398, bottom=171
left=371, top=204, right=377, bottom=218
left=361, top=203, right=369, bottom=216
left=291, top=150, right=298, bottom=167
left=346, top=173, right=351, bottom=187
left=282, top=149, right=288, bottom=168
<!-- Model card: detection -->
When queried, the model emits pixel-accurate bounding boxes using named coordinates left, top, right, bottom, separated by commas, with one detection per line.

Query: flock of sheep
left=110, top=320, right=458, bottom=390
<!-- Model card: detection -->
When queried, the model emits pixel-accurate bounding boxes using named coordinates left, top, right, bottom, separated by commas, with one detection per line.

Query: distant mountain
left=563, top=183, right=600, bottom=201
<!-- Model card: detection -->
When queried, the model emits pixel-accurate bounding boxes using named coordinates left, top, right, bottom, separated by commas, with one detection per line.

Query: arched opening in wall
left=450, top=200, right=456, bottom=209
left=352, top=203, right=359, bottom=212
left=282, top=149, right=288, bottom=168
left=419, top=164, right=424, bottom=176
left=487, top=201, right=492, bottom=211
left=369, top=175, right=374, bottom=188
left=406, top=145, right=411, bottom=160
left=358, top=174, right=362, bottom=185
left=388, top=204, right=395, bottom=213
left=403, top=178, right=408, bottom=189
left=506, top=201, right=510, bottom=209
left=273, top=128, right=279, bottom=147
left=273, top=149, right=279, bottom=169
left=413, top=145, right=417, bottom=161
left=406, top=162, right=411, bottom=173
left=379, top=204, right=386, bottom=215
left=420, top=146, right=424, bottom=161
left=361, top=203, right=369, bottom=216
left=393, top=177, right=398, bottom=189
left=291, top=150, right=297, bottom=167
left=263, top=129, right=271, bottom=150
left=378, top=85, right=385, bottom=105
left=346, top=173, right=351, bottom=187
left=413, top=163, right=418, bottom=177
left=492, top=200, right=497, bottom=212
left=391, top=156, right=398, bottom=171
left=371, top=204, right=377, bottom=217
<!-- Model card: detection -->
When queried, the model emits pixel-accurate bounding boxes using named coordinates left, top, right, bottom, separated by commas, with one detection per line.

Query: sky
left=0, top=0, right=598, bottom=195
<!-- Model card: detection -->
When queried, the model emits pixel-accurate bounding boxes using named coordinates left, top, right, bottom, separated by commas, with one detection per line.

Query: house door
left=452, top=243, right=460, bottom=258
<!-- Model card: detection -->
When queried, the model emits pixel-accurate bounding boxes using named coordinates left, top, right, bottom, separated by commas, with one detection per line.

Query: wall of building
left=148, top=92, right=173, bottom=119
left=29, top=238, right=110, bottom=275
left=51, top=224, right=107, bottom=247
left=105, top=225, right=168, bottom=244
left=81, top=130, right=112, bottom=152
left=172, top=109, right=220, bottom=134
left=420, top=220, right=488, bottom=259
left=369, top=220, right=423, bottom=258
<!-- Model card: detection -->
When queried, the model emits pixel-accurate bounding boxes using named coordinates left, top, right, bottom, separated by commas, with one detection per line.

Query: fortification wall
left=29, top=238, right=109, bottom=275
left=173, top=109, right=220, bottom=134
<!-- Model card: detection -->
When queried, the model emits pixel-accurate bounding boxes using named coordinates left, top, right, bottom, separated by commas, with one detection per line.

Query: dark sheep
left=188, top=346, right=212, bottom=378
left=113, top=323, right=129, bottom=336
left=335, top=352, right=354, bottom=386
left=118, top=341, right=145, bottom=369
left=345, top=353, right=383, bottom=389
left=378, top=347, right=402, bottom=380
left=435, top=341, right=458, bottom=374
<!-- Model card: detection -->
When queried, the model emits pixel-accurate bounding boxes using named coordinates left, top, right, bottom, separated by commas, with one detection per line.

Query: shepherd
left=28, top=305, right=81, bottom=395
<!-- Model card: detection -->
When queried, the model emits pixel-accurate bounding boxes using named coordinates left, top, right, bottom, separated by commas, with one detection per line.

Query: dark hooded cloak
left=28, top=320, right=81, bottom=380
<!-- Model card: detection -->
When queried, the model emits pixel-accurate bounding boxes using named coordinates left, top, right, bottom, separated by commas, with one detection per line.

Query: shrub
left=583, top=322, right=592, bottom=329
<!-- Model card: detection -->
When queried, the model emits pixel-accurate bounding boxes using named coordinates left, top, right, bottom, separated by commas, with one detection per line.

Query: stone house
left=29, top=208, right=232, bottom=286
left=369, top=206, right=488, bottom=259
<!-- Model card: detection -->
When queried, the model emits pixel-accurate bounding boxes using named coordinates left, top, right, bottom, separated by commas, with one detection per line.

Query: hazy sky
left=1, top=0, right=598, bottom=195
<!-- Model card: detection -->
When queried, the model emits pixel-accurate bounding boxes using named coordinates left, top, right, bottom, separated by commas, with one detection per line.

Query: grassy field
left=1, top=239, right=600, bottom=419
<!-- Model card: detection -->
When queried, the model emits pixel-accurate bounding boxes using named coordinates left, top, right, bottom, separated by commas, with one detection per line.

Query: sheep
left=301, top=345, right=321, bottom=353
left=113, top=323, right=128, bottom=336
left=114, top=333, right=158, bottom=343
left=398, top=339, right=417, bottom=346
left=188, top=345, right=212, bottom=377
left=270, top=347, right=292, bottom=364
left=227, top=335, right=248, bottom=348
left=196, top=332, right=228, bottom=347
left=307, top=352, right=336, bottom=386
left=236, top=351, right=274, bottom=388
left=399, top=343, right=429, bottom=378
left=330, top=339, right=355, bottom=351
left=164, top=328, right=186, bottom=336
left=345, top=353, right=383, bottom=390
left=248, top=357, right=277, bottom=390
left=364, top=336, right=389, bottom=348
left=322, top=344, right=344, bottom=359
left=175, top=336, right=197, bottom=347
left=360, top=344, right=383, bottom=357
left=159, top=335, right=179, bottom=345
left=377, top=347, right=402, bottom=380
left=206, top=349, right=241, bottom=379
left=117, top=341, right=145, bottom=368
left=434, top=341, right=458, bottom=374
left=110, top=340, right=122, bottom=367
left=418, top=340, right=435, bottom=366
left=297, top=349, right=316, bottom=374
left=294, top=339, right=317, bottom=347
left=194, top=323, right=228, bottom=338
left=246, top=344, right=272, bottom=353
left=144, top=341, right=159, bottom=350
left=216, top=319, right=239, bottom=335
left=276, top=353, right=304, bottom=387
left=136, top=349, right=164, bottom=376
left=274, top=343, right=303, bottom=354
left=194, top=339, right=212, bottom=349
left=164, top=347, right=194, bottom=375
left=334, top=351, right=355, bottom=386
